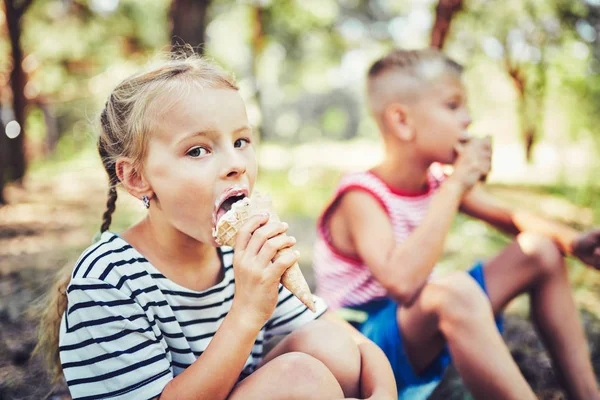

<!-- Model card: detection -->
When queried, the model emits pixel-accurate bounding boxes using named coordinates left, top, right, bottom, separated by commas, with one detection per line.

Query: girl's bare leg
left=259, top=319, right=362, bottom=398
left=228, top=352, right=344, bottom=400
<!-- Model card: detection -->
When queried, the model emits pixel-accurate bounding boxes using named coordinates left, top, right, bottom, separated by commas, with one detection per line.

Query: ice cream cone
left=214, top=193, right=316, bottom=312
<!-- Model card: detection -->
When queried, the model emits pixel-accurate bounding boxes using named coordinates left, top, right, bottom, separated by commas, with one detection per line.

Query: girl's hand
left=230, top=213, right=299, bottom=328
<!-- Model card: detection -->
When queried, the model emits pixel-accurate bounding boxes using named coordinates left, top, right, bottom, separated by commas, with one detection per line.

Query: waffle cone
left=214, top=193, right=316, bottom=312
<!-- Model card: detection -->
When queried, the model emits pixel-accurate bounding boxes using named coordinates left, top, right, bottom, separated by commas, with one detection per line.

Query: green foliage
left=256, top=167, right=343, bottom=219
left=451, top=0, right=600, bottom=154
left=322, top=106, right=349, bottom=137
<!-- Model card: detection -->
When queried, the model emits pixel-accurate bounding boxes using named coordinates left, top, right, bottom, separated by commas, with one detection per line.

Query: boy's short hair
left=367, top=49, right=463, bottom=115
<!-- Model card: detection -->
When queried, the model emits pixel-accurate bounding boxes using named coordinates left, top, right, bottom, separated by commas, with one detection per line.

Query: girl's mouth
left=213, top=186, right=249, bottom=227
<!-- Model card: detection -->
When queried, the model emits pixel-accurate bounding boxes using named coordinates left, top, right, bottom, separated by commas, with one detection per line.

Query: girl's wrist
left=228, top=302, right=266, bottom=333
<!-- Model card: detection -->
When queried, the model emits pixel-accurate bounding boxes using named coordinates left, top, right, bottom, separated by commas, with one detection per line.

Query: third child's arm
left=461, top=186, right=600, bottom=269
left=460, top=186, right=579, bottom=254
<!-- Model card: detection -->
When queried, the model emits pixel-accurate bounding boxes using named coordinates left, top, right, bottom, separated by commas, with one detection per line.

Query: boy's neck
left=372, top=146, right=431, bottom=194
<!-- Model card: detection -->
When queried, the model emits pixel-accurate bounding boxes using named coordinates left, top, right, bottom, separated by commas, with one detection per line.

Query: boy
left=313, top=48, right=600, bottom=400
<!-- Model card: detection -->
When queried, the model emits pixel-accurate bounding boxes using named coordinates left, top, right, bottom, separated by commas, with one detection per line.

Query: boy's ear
left=116, top=157, right=152, bottom=200
left=383, top=103, right=415, bottom=142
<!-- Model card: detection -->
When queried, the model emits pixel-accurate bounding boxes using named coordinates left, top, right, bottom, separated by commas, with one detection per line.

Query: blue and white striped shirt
left=59, top=231, right=327, bottom=400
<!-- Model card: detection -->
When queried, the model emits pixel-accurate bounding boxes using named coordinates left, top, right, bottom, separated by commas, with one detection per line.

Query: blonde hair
left=367, top=48, right=463, bottom=115
left=34, top=49, right=238, bottom=381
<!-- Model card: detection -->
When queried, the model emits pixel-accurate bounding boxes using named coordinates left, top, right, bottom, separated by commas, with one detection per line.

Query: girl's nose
left=220, top=152, right=247, bottom=179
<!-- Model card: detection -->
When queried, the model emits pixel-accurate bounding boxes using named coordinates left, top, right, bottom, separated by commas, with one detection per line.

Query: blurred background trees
left=3, top=0, right=600, bottom=196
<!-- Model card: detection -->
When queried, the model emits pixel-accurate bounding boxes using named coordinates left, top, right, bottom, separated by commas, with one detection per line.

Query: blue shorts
left=348, top=263, right=503, bottom=400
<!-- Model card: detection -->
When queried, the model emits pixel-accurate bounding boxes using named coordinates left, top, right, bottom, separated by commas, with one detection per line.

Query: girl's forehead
left=149, top=87, right=246, bottom=144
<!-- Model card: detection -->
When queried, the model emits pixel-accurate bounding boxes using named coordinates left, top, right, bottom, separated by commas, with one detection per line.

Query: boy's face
left=143, top=87, right=257, bottom=245
left=409, top=75, right=471, bottom=164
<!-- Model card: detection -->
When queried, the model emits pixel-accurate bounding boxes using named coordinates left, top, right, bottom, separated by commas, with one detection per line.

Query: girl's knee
left=286, top=319, right=361, bottom=396
left=269, top=352, right=344, bottom=399
left=287, top=319, right=360, bottom=364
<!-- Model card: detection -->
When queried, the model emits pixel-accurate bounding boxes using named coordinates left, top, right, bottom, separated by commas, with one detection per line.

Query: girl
left=36, top=52, right=397, bottom=400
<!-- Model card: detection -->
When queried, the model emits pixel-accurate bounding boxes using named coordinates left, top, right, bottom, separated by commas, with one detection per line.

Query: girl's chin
left=198, top=231, right=220, bottom=247
left=178, top=226, right=219, bottom=247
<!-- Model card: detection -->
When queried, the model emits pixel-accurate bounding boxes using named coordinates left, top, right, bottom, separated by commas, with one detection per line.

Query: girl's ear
left=116, top=158, right=153, bottom=200
left=383, top=103, right=415, bottom=142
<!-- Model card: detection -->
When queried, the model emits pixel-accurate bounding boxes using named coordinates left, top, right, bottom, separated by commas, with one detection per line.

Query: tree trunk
left=4, top=0, right=31, bottom=182
left=38, top=100, right=60, bottom=153
left=250, top=5, right=265, bottom=142
left=170, top=0, right=210, bottom=53
left=506, top=64, right=531, bottom=161
left=524, top=128, right=535, bottom=161
left=506, top=59, right=546, bottom=163
left=430, top=0, right=463, bottom=49
left=0, top=115, right=6, bottom=205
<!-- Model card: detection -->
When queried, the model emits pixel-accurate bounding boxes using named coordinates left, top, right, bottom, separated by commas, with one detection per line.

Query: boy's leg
left=397, top=272, right=536, bottom=400
left=482, top=232, right=599, bottom=400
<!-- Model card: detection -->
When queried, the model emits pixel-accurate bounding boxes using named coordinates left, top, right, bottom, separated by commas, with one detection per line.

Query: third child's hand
left=451, top=136, right=492, bottom=192
left=230, top=214, right=299, bottom=328
left=572, top=228, right=600, bottom=269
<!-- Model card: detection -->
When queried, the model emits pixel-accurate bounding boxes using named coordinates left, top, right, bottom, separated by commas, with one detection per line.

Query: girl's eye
left=234, top=138, right=251, bottom=149
left=186, top=146, right=209, bottom=158
left=447, top=101, right=459, bottom=110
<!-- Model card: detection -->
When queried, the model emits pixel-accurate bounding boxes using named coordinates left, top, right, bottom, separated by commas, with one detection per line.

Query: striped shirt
left=313, top=168, right=445, bottom=310
left=59, top=231, right=327, bottom=400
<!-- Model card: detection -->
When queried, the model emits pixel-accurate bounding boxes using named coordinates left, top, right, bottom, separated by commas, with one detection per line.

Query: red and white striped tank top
left=313, top=168, right=446, bottom=310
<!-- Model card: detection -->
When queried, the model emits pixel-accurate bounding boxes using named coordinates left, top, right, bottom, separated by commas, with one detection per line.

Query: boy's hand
left=451, top=136, right=492, bottom=193
left=572, top=229, right=600, bottom=269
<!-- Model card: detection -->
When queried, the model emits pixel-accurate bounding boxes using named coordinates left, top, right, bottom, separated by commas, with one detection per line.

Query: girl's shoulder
left=68, top=233, right=236, bottom=299
left=69, top=231, right=153, bottom=287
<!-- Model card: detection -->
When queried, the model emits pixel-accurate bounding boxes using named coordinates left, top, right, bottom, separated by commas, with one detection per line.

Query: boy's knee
left=434, top=272, right=493, bottom=329
left=516, top=232, right=564, bottom=276
left=272, top=352, right=344, bottom=398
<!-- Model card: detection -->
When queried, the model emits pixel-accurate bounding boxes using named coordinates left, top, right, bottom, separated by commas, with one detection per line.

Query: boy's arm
left=340, top=139, right=491, bottom=304
left=341, top=179, right=466, bottom=304
left=320, top=312, right=397, bottom=399
left=461, top=186, right=600, bottom=268
left=458, top=185, right=521, bottom=236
